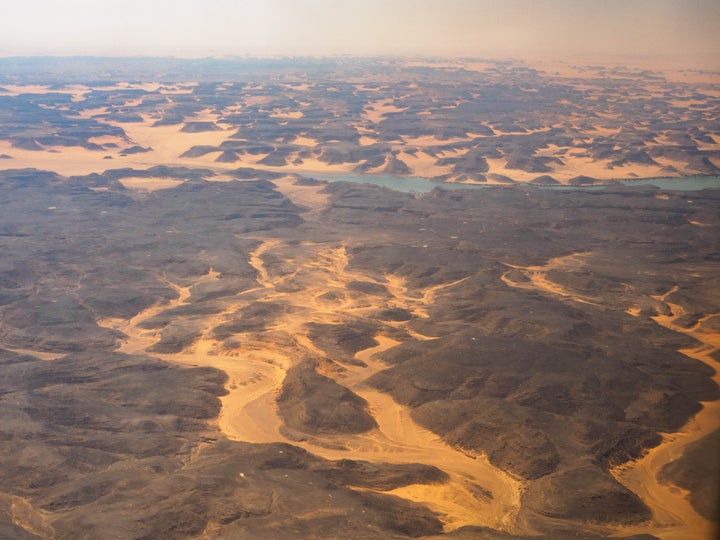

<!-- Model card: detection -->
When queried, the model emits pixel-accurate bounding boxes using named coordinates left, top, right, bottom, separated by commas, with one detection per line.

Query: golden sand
left=291, top=135, right=321, bottom=147
left=118, top=176, right=186, bottom=191
left=269, top=109, right=304, bottom=119
left=95, top=237, right=524, bottom=535
left=363, top=99, right=408, bottom=124
left=608, top=288, right=720, bottom=540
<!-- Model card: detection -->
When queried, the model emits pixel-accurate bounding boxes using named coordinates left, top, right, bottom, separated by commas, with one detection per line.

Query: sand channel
left=501, top=256, right=719, bottom=539
left=97, top=235, right=524, bottom=535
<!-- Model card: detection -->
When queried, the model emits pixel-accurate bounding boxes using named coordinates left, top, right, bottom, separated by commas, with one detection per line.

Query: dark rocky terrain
left=0, top=57, right=718, bottom=182
left=0, top=164, right=717, bottom=538
left=0, top=54, right=718, bottom=540
left=659, top=429, right=720, bottom=522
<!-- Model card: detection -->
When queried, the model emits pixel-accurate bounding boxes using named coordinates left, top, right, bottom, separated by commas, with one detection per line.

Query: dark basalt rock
left=278, top=359, right=377, bottom=435
left=530, top=175, right=560, bottom=185
left=659, top=429, right=720, bottom=522
left=181, top=121, right=221, bottom=132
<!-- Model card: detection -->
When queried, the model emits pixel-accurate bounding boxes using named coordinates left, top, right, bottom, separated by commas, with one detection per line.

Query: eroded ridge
left=610, top=288, right=720, bottom=540
left=100, top=239, right=523, bottom=534
left=501, top=252, right=601, bottom=306
left=500, top=255, right=719, bottom=539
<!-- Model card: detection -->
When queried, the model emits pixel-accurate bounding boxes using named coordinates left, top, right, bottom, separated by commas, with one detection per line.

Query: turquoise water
left=310, top=173, right=720, bottom=194
left=619, top=176, right=720, bottom=191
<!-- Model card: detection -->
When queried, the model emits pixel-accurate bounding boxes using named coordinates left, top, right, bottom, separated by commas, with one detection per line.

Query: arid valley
left=0, top=56, right=718, bottom=539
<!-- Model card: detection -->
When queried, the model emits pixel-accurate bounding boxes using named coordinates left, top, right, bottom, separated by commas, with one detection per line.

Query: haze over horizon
left=3, top=0, right=720, bottom=69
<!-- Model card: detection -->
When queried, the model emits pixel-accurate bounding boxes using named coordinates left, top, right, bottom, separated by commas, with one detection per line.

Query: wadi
left=0, top=57, right=718, bottom=539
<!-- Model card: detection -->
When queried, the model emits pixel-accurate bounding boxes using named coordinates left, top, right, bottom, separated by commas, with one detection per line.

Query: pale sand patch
left=667, top=98, right=710, bottom=108
left=528, top=151, right=683, bottom=183
left=531, top=143, right=570, bottom=158
left=610, top=288, right=720, bottom=540
left=353, top=85, right=381, bottom=94
left=292, top=135, right=321, bottom=147
left=88, top=135, right=127, bottom=146
left=363, top=155, right=391, bottom=174
left=205, top=173, right=248, bottom=183
left=351, top=386, right=522, bottom=533
left=457, top=61, right=497, bottom=72
left=0, top=347, right=66, bottom=361
left=109, top=82, right=164, bottom=93
left=72, top=106, right=109, bottom=120
left=270, top=109, right=303, bottom=119
left=189, top=108, right=233, bottom=126
left=0, top=84, right=77, bottom=97
left=589, top=125, right=623, bottom=136
left=433, top=147, right=468, bottom=159
left=384, top=274, right=468, bottom=320
left=647, top=133, right=681, bottom=148
left=222, top=104, right=243, bottom=115
left=363, top=99, right=408, bottom=124
left=97, top=239, right=524, bottom=534
left=527, top=59, right=720, bottom=84
left=2, top=493, right=55, bottom=538
left=499, top=255, right=720, bottom=538
left=270, top=176, right=330, bottom=218
left=0, top=140, right=118, bottom=177
left=487, top=125, right=551, bottom=136
left=256, top=241, right=521, bottom=530
left=105, top=113, right=233, bottom=164
left=397, top=151, right=453, bottom=178
left=593, top=111, right=624, bottom=121
left=121, top=97, right=146, bottom=108
left=404, top=60, right=467, bottom=70
left=0, top=82, right=94, bottom=102
left=657, top=71, right=720, bottom=85
left=285, top=82, right=312, bottom=92
left=650, top=155, right=692, bottom=175
left=695, top=138, right=720, bottom=152
left=402, top=134, right=472, bottom=147
left=501, top=253, right=601, bottom=306
left=93, top=81, right=199, bottom=95
left=98, top=267, right=287, bottom=445
left=558, top=156, right=669, bottom=182
left=118, top=176, right=186, bottom=191
left=243, top=95, right=274, bottom=107
left=214, top=152, right=270, bottom=167
left=485, top=157, right=529, bottom=182
left=284, top=156, right=357, bottom=174
left=358, top=135, right=377, bottom=146
left=327, top=334, right=522, bottom=533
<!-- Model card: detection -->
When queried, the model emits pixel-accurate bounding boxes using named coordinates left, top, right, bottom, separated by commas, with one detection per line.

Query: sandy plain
left=2, top=76, right=715, bottom=183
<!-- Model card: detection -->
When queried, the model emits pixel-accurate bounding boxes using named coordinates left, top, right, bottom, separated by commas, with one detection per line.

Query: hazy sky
left=2, top=0, right=719, bottom=68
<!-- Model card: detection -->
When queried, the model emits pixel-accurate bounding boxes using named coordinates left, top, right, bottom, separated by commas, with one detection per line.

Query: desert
left=0, top=56, right=718, bottom=539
